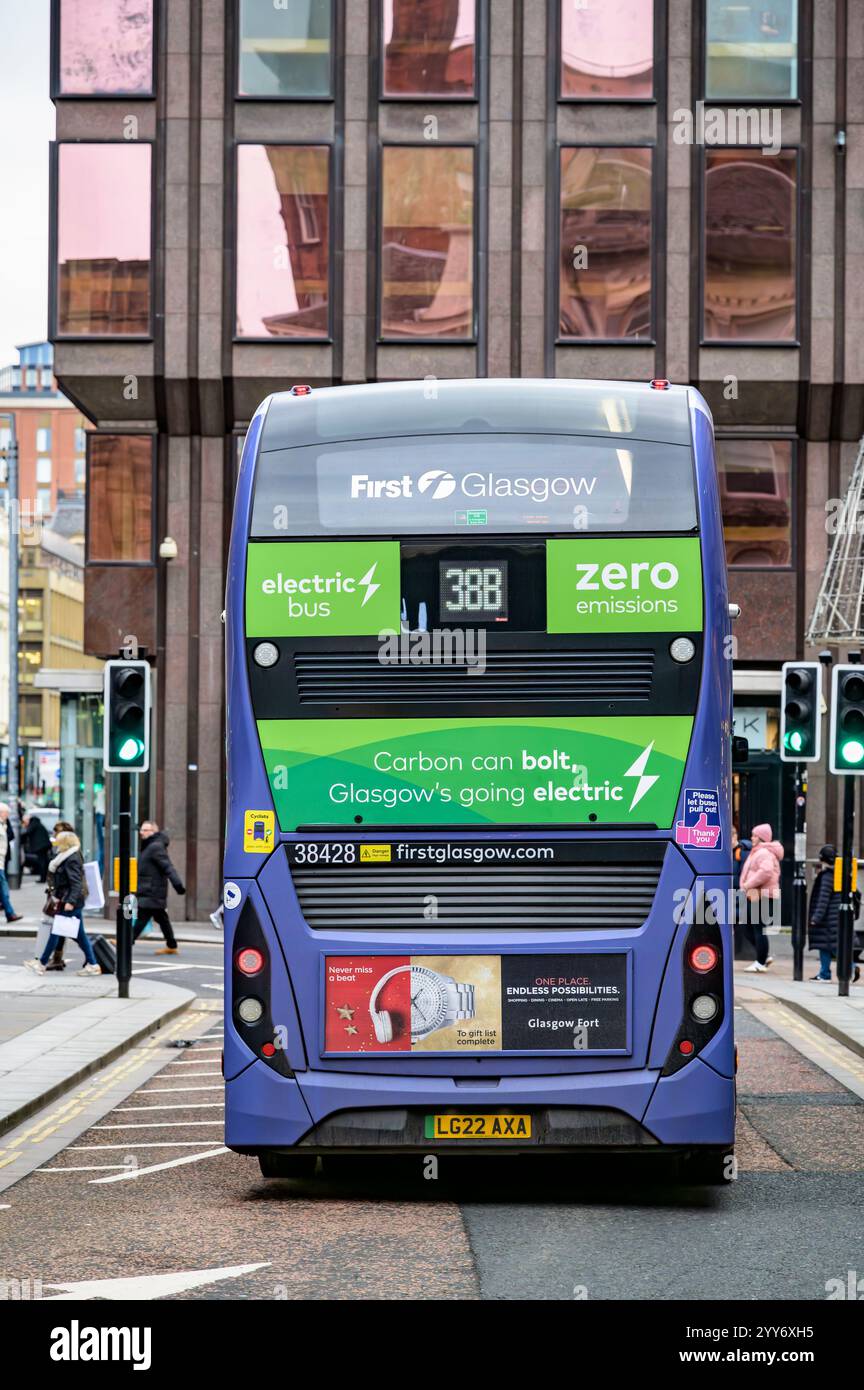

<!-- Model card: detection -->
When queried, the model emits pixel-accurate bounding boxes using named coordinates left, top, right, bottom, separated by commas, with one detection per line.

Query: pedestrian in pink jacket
left=740, top=823, right=784, bottom=971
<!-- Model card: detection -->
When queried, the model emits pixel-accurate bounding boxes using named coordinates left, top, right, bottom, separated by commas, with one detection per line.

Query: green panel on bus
left=256, top=716, right=694, bottom=829
left=246, top=540, right=401, bottom=637
left=546, top=537, right=702, bottom=634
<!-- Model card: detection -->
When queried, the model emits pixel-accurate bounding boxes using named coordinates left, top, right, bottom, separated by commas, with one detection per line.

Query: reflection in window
left=236, top=145, right=330, bottom=339
left=380, top=146, right=474, bottom=339
left=561, top=0, right=653, bottom=99
left=57, top=0, right=154, bottom=95
left=383, top=0, right=475, bottom=97
left=87, top=435, right=153, bottom=563
left=238, top=0, right=332, bottom=97
left=56, top=144, right=152, bottom=336
left=559, top=147, right=652, bottom=340
left=717, top=438, right=792, bottom=566
left=706, top=0, right=797, bottom=100
left=703, top=150, right=796, bottom=342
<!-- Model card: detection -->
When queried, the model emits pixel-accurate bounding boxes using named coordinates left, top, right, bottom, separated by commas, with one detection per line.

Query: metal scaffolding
left=807, top=435, right=864, bottom=644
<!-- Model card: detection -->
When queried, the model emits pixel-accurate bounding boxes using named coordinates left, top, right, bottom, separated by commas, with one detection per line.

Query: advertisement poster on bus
left=258, top=715, right=694, bottom=829
left=324, top=953, right=629, bottom=1055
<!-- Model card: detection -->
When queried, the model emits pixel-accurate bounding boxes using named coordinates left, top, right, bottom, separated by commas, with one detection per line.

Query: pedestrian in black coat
left=22, top=814, right=52, bottom=882
left=132, top=822, right=185, bottom=954
left=808, top=845, right=846, bottom=981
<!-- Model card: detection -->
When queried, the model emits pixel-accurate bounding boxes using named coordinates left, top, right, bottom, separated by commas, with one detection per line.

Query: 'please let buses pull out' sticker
left=244, top=810, right=275, bottom=853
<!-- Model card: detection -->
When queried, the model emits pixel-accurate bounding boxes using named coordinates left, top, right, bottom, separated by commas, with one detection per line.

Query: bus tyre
left=681, top=1148, right=735, bottom=1185
left=257, top=1152, right=318, bottom=1180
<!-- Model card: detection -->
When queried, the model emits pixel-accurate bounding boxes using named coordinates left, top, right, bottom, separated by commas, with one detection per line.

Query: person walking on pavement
left=132, top=822, right=185, bottom=954
left=808, top=844, right=861, bottom=983
left=0, top=803, right=23, bottom=923
left=740, top=822, right=784, bottom=972
left=24, top=828, right=100, bottom=975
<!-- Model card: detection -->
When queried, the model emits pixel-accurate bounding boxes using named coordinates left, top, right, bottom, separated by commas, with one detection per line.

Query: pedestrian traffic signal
left=780, top=661, right=822, bottom=763
left=103, top=659, right=151, bottom=772
left=829, top=663, right=864, bottom=774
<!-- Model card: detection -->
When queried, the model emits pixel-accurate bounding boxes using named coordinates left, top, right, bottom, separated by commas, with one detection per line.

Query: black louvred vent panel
left=290, top=861, right=663, bottom=930
left=293, top=649, right=655, bottom=704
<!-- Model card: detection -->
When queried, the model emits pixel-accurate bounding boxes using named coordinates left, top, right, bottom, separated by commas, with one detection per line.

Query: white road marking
left=133, top=964, right=224, bottom=975
left=202, top=983, right=224, bottom=992
left=38, top=1165, right=131, bottom=1173
left=156, top=1071, right=221, bottom=1078
left=70, top=1141, right=224, bottom=1150
left=112, top=1102, right=224, bottom=1113
left=43, top=1259, right=267, bottom=1298
left=92, top=1121, right=223, bottom=1130
left=89, top=1147, right=230, bottom=1185
left=138, top=1085, right=223, bottom=1093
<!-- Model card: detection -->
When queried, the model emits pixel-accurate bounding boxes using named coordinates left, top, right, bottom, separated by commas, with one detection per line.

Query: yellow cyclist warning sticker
left=244, top=810, right=275, bottom=853
left=360, top=844, right=391, bottom=863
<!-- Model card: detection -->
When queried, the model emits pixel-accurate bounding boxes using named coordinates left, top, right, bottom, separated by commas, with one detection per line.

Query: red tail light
left=689, top=943, right=719, bottom=973
left=236, top=947, right=264, bottom=976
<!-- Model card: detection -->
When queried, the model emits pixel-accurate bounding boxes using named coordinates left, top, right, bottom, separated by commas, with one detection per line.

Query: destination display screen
left=250, top=433, right=697, bottom=537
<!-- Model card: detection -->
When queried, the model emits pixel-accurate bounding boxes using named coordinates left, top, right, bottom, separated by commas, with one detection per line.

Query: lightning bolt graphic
left=358, top=563, right=380, bottom=607
left=624, top=741, right=658, bottom=811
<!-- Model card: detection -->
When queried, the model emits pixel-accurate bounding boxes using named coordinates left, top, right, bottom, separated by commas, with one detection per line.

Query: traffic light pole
left=791, top=765, right=808, bottom=981
left=837, top=775, right=856, bottom=998
left=116, top=771, right=133, bottom=999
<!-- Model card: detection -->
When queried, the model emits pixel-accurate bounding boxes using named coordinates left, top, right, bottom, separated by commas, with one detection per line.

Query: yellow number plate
left=425, top=1114, right=531, bottom=1140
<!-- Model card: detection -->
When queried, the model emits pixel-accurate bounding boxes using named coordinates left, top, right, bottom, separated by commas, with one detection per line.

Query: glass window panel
left=75, top=427, right=86, bottom=452
left=559, top=146, right=653, bottom=340
left=236, top=145, right=330, bottom=340
left=36, top=458, right=52, bottom=484
left=703, top=149, right=797, bottom=342
left=382, top=0, right=475, bottom=97
left=26, top=367, right=37, bottom=387
left=238, top=0, right=332, bottom=97
left=87, top=435, right=153, bottom=563
left=56, top=143, right=152, bottom=336
left=560, top=0, right=653, bottom=99
left=37, top=489, right=52, bottom=514
left=706, top=0, right=797, bottom=100
left=58, top=0, right=154, bottom=96
left=36, top=428, right=51, bottom=453
left=380, top=145, right=475, bottom=339
left=717, top=438, right=792, bottom=566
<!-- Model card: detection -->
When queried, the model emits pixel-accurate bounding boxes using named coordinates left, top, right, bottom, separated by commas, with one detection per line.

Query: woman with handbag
left=25, top=828, right=101, bottom=976
left=34, top=820, right=74, bottom=970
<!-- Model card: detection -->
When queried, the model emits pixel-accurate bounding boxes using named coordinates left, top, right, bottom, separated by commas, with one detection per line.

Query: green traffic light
left=785, top=729, right=805, bottom=753
left=841, top=739, right=864, bottom=765
left=118, top=736, right=144, bottom=763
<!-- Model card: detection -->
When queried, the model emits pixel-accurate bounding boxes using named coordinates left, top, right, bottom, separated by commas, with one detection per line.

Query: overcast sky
left=0, top=1, right=54, bottom=368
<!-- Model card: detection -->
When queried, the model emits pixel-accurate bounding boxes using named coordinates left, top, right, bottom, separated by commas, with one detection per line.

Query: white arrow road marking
left=202, top=983, right=224, bottom=991
left=89, top=1146, right=229, bottom=1184
left=42, top=1260, right=269, bottom=1300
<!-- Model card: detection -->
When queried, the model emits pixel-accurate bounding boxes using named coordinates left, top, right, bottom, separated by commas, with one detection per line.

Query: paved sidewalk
left=0, top=965, right=196, bottom=1136
left=734, top=931, right=864, bottom=1058
left=0, top=873, right=222, bottom=944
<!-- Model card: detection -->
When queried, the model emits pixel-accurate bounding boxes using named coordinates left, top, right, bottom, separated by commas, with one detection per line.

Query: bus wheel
left=681, top=1148, right=735, bottom=1185
left=257, top=1152, right=318, bottom=1180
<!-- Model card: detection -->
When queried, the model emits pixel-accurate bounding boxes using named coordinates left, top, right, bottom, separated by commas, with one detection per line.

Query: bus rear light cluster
left=290, top=383, right=312, bottom=396
left=650, top=378, right=671, bottom=390
left=662, top=912, right=724, bottom=1076
left=231, top=901, right=294, bottom=1078
left=237, top=947, right=264, bottom=976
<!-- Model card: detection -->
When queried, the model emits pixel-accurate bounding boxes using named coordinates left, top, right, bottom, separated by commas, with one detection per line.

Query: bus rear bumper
left=225, top=1056, right=735, bottom=1153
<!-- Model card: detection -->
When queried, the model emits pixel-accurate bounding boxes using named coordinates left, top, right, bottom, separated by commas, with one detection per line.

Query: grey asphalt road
left=1, top=997, right=863, bottom=1302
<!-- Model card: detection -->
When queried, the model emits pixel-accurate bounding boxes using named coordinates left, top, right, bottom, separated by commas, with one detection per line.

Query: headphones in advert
left=369, top=965, right=412, bottom=1043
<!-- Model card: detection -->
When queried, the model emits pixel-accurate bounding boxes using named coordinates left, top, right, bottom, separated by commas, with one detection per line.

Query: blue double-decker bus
left=223, top=378, right=735, bottom=1182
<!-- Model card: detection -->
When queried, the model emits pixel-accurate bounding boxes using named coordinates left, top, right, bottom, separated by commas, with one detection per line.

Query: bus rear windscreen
left=250, top=434, right=697, bottom=536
